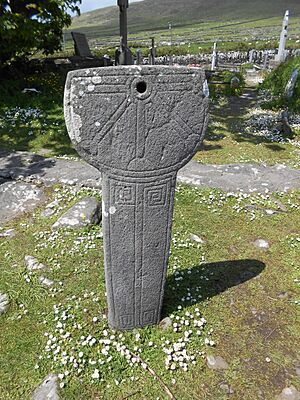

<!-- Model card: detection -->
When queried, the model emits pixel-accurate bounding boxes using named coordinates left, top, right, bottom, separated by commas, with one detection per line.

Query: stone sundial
left=64, top=65, right=208, bottom=330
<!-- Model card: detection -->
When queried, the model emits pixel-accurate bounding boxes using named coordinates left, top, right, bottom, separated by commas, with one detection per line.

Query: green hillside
left=70, top=0, right=300, bottom=38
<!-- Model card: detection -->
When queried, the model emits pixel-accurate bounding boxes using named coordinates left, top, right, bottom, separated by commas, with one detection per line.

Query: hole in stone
left=136, top=81, right=147, bottom=94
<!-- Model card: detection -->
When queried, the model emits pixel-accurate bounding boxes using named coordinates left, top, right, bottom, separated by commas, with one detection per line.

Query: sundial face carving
left=65, top=66, right=208, bottom=179
left=64, top=66, right=209, bottom=330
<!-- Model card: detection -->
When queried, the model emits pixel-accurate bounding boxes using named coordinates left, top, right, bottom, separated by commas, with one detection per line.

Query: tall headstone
left=136, top=48, right=142, bottom=65
left=149, top=37, right=156, bottom=65
left=64, top=66, right=209, bottom=330
left=211, top=42, right=217, bottom=71
left=275, top=10, right=289, bottom=63
left=263, top=51, right=269, bottom=69
left=249, top=49, right=254, bottom=64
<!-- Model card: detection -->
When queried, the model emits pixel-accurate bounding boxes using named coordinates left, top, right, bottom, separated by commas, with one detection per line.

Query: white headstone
left=275, top=10, right=289, bottom=63
left=211, top=42, right=217, bottom=71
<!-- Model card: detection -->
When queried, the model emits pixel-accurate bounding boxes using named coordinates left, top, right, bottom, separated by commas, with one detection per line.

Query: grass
left=195, top=87, right=300, bottom=168
left=0, top=61, right=300, bottom=399
left=0, top=183, right=299, bottom=399
left=261, top=57, right=300, bottom=111
left=1, top=70, right=299, bottom=169
left=0, top=73, right=76, bottom=157
left=64, top=9, right=300, bottom=59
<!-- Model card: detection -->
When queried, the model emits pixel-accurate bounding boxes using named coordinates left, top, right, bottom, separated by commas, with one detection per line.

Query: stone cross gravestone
left=64, top=66, right=209, bottom=330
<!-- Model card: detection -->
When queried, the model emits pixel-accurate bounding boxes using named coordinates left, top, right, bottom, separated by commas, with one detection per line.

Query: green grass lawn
left=0, top=73, right=77, bottom=157
left=0, top=184, right=299, bottom=399
left=0, top=66, right=300, bottom=399
left=1, top=71, right=300, bottom=169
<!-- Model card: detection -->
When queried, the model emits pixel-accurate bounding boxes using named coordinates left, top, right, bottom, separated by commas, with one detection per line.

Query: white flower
left=91, top=369, right=100, bottom=379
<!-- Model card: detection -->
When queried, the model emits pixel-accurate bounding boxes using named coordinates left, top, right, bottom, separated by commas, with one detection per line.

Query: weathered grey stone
left=0, top=293, right=9, bottom=315
left=207, top=355, right=229, bottom=370
left=0, top=181, right=45, bottom=223
left=285, top=69, right=298, bottom=98
left=190, top=233, right=205, bottom=244
left=39, top=276, right=54, bottom=287
left=64, top=66, right=209, bottom=330
left=219, top=383, right=234, bottom=394
left=159, top=316, right=172, bottom=330
left=25, top=255, right=47, bottom=271
left=41, top=208, right=56, bottom=218
left=0, top=229, right=16, bottom=238
left=52, top=197, right=101, bottom=229
left=0, top=150, right=101, bottom=189
left=277, top=386, right=300, bottom=400
left=32, top=374, right=59, bottom=400
left=253, top=239, right=270, bottom=249
left=71, top=31, right=93, bottom=58
left=178, top=162, right=300, bottom=193
left=1, top=149, right=300, bottom=194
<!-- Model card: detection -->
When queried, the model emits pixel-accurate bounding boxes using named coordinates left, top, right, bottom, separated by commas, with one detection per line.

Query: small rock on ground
left=52, top=197, right=101, bottom=229
left=219, top=383, right=234, bottom=394
left=32, top=374, right=59, bottom=400
left=39, top=276, right=54, bottom=287
left=159, top=317, right=172, bottom=330
left=190, top=233, right=205, bottom=244
left=253, top=239, right=270, bottom=249
left=0, top=293, right=9, bottom=315
left=0, top=181, right=45, bottom=223
left=25, top=255, right=47, bottom=271
left=0, top=229, right=15, bottom=238
left=277, top=386, right=300, bottom=400
left=41, top=208, right=56, bottom=218
left=207, top=355, right=229, bottom=370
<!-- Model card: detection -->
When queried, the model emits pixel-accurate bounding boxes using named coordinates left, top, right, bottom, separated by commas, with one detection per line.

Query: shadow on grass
left=0, top=71, right=77, bottom=157
left=0, top=148, right=56, bottom=180
left=163, top=259, right=265, bottom=315
left=206, top=88, right=295, bottom=150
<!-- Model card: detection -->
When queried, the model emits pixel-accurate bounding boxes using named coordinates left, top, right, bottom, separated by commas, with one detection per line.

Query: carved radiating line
left=96, top=96, right=128, bottom=144
left=87, top=86, right=127, bottom=94
left=136, top=101, right=147, bottom=159
left=173, top=113, right=195, bottom=137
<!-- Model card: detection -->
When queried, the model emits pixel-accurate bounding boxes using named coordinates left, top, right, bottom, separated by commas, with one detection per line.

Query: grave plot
left=0, top=180, right=299, bottom=400
left=0, top=36, right=300, bottom=400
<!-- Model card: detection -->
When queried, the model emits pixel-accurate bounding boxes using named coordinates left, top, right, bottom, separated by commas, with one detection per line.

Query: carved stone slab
left=64, top=66, right=209, bottom=330
left=71, top=32, right=93, bottom=58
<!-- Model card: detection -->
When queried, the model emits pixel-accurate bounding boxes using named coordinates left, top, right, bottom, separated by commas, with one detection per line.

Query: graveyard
left=0, top=1, right=300, bottom=400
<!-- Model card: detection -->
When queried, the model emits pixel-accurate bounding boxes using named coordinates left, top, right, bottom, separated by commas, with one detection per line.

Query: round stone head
left=64, top=66, right=209, bottom=179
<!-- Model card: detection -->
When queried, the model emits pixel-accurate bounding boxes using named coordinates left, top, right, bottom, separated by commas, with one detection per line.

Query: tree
left=0, top=0, right=81, bottom=67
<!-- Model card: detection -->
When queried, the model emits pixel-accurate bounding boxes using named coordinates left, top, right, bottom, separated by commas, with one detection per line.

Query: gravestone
left=275, top=10, right=289, bottom=63
left=211, top=42, right=217, bottom=71
left=64, top=66, right=208, bottom=330
left=285, top=69, right=298, bottom=98
left=263, top=51, right=269, bottom=70
left=149, top=37, right=156, bottom=65
left=136, top=48, right=142, bottom=65
left=71, top=32, right=93, bottom=58
left=249, top=50, right=254, bottom=64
